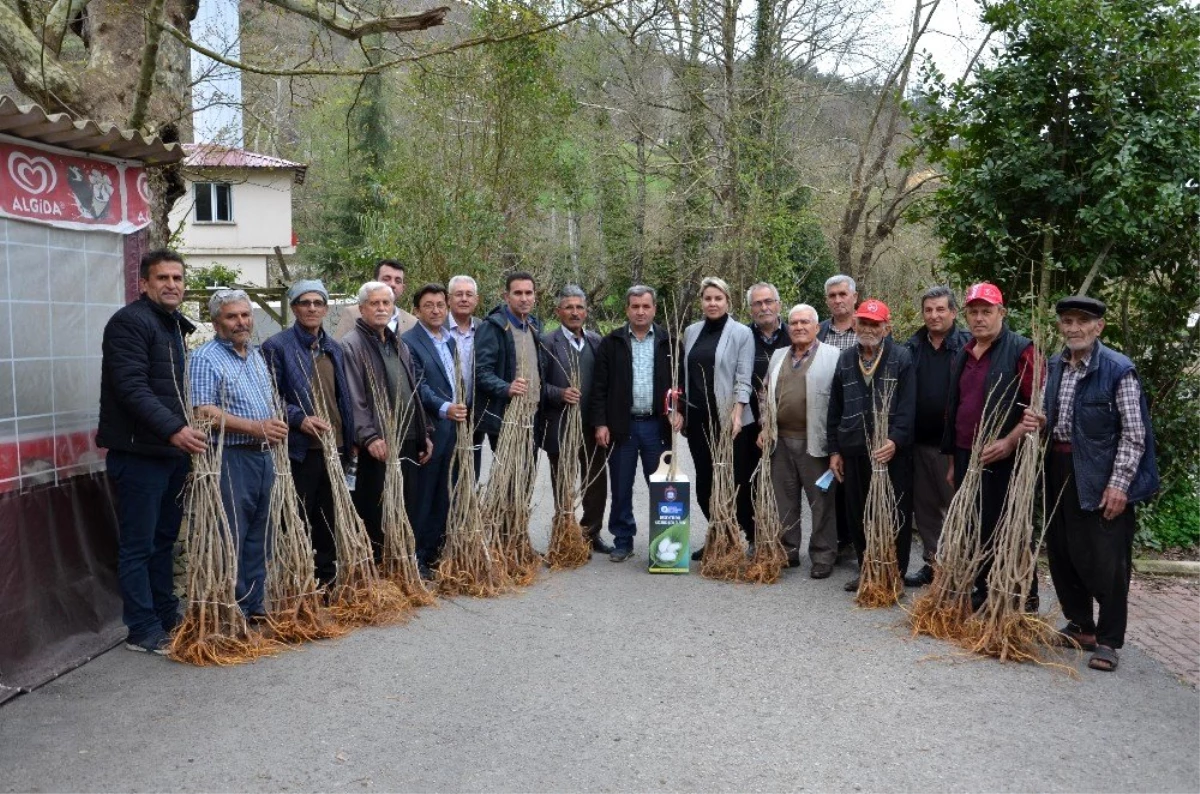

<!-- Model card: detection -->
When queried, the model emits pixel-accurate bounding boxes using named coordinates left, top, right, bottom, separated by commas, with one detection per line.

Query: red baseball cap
left=854, top=299, right=890, bottom=323
left=964, top=282, right=1004, bottom=306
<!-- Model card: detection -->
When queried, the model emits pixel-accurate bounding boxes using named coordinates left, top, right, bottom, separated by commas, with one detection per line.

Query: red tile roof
left=182, top=144, right=307, bottom=183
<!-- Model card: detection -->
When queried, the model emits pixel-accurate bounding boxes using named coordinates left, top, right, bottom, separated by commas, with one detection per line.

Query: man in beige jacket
left=334, top=259, right=418, bottom=339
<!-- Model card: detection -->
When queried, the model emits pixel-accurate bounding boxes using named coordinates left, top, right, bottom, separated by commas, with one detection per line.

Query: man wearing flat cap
left=826, top=298, right=916, bottom=592
left=1024, top=296, right=1159, bottom=673
left=941, top=282, right=1040, bottom=612
left=262, top=279, right=356, bottom=586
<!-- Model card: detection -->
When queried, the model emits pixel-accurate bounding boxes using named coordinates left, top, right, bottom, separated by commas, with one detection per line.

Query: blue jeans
left=607, top=418, right=666, bottom=551
left=108, top=450, right=189, bottom=640
left=219, top=447, right=275, bottom=615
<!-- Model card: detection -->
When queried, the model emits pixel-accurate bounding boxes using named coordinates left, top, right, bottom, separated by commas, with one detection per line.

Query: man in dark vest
left=902, top=286, right=970, bottom=586
left=826, top=299, right=916, bottom=593
left=941, top=282, right=1039, bottom=611
left=1026, top=296, right=1158, bottom=673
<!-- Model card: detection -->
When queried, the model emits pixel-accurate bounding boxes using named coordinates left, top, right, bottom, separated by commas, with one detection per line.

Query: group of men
left=100, top=251, right=1157, bottom=673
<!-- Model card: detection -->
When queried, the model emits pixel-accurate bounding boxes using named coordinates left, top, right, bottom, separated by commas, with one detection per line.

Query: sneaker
left=125, top=630, right=170, bottom=656
left=610, top=547, right=634, bottom=563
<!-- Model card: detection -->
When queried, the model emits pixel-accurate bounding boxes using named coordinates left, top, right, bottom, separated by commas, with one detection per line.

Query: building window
left=194, top=182, right=233, bottom=222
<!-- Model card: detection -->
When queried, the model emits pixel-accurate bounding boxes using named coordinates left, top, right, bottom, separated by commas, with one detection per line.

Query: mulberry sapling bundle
left=546, top=363, right=593, bottom=570
left=437, top=358, right=505, bottom=596
left=171, top=414, right=279, bottom=666
left=312, top=374, right=408, bottom=627
left=264, top=383, right=344, bottom=643
left=699, top=398, right=745, bottom=581
left=480, top=344, right=542, bottom=587
left=907, top=388, right=1011, bottom=640
left=369, top=369, right=435, bottom=607
left=856, top=380, right=903, bottom=608
left=743, top=391, right=786, bottom=584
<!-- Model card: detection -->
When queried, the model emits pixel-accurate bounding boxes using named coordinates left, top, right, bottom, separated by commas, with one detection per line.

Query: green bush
left=1136, top=477, right=1200, bottom=552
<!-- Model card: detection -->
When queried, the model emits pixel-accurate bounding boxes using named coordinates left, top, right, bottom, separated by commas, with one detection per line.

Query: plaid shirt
left=824, top=324, right=857, bottom=351
left=1052, top=346, right=1145, bottom=493
left=630, top=324, right=656, bottom=416
left=190, top=339, right=276, bottom=446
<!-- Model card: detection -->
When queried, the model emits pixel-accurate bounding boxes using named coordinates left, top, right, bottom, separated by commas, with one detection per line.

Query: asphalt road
left=2, top=445, right=1197, bottom=793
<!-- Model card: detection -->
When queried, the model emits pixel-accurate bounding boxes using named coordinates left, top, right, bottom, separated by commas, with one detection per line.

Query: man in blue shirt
left=190, top=290, right=289, bottom=621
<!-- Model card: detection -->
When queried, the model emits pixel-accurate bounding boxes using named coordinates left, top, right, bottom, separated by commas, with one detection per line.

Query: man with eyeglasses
left=262, top=280, right=356, bottom=587
left=738, top=282, right=790, bottom=548
left=445, top=275, right=485, bottom=474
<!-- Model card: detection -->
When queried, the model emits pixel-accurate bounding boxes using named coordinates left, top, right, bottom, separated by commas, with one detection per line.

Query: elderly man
left=445, top=274, right=485, bottom=473
left=591, top=285, right=676, bottom=562
left=826, top=299, right=916, bottom=592
left=190, top=290, right=290, bottom=621
left=761, top=304, right=841, bottom=577
left=902, top=286, right=971, bottom=587
left=941, top=282, right=1038, bottom=611
left=404, top=283, right=466, bottom=575
left=335, top=259, right=418, bottom=340
left=1030, top=296, right=1159, bottom=673
left=738, top=282, right=790, bottom=547
left=262, top=279, right=356, bottom=587
left=474, top=271, right=547, bottom=450
left=542, top=285, right=611, bottom=554
left=98, top=250, right=208, bottom=655
left=341, top=281, right=431, bottom=561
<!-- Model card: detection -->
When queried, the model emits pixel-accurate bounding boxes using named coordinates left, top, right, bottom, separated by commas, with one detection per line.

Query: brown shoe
left=810, top=563, right=833, bottom=579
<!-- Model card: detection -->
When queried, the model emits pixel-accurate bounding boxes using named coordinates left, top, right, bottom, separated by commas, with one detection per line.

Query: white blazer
left=683, top=317, right=755, bottom=427
left=765, top=341, right=840, bottom=458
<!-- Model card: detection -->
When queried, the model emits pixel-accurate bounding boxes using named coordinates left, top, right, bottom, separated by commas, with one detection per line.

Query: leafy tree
left=917, top=0, right=1200, bottom=546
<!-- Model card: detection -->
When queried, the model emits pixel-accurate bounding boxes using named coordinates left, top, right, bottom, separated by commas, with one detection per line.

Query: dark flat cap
left=1055, top=295, right=1106, bottom=318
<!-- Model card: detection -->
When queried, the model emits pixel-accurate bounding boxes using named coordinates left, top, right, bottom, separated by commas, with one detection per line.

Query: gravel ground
left=2, top=445, right=1197, bottom=793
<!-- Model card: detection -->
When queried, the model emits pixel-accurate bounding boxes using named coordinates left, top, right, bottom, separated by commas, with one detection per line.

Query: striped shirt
left=1052, top=348, right=1145, bottom=493
left=189, top=339, right=276, bottom=446
left=630, top=325, right=656, bottom=416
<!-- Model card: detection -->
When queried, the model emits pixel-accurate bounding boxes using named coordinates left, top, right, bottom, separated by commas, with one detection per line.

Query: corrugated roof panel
left=0, top=95, right=183, bottom=165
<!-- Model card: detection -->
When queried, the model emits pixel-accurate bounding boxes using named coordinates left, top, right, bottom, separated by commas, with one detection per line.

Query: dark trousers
left=353, top=438, right=421, bottom=563
left=953, top=447, right=1039, bottom=600
left=688, top=421, right=755, bottom=537
left=107, top=450, right=188, bottom=640
left=292, top=449, right=338, bottom=586
left=607, top=417, right=666, bottom=550
left=548, top=433, right=608, bottom=540
left=835, top=481, right=851, bottom=548
left=912, top=443, right=954, bottom=563
left=413, top=430, right=454, bottom=567
left=734, top=423, right=763, bottom=543
left=219, top=447, right=276, bottom=615
left=841, top=450, right=914, bottom=577
left=1045, top=450, right=1135, bottom=648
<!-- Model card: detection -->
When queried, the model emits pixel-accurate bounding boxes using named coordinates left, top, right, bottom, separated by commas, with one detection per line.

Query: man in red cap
left=826, top=298, right=916, bottom=592
left=941, top=282, right=1040, bottom=611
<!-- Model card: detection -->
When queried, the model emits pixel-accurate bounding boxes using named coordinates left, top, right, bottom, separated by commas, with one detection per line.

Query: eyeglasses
left=751, top=298, right=778, bottom=308
left=294, top=299, right=327, bottom=308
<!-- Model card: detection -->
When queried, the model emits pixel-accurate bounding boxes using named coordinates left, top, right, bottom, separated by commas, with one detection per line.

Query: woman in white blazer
left=682, top=277, right=755, bottom=551
left=761, top=303, right=841, bottom=577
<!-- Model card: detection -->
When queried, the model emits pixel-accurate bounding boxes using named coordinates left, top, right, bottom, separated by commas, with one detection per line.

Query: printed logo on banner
left=664, top=486, right=678, bottom=502
left=66, top=165, right=114, bottom=220
left=8, top=151, right=57, bottom=196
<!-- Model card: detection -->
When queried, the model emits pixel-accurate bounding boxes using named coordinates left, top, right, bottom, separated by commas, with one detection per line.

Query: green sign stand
left=648, top=451, right=690, bottom=574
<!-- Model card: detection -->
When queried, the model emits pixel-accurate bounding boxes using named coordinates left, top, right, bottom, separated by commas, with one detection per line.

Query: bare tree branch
left=0, top=1, right=80, bottom=111
left=260, top=0, right=449, bottom=40
left=128, top=0, right=167, bottom=130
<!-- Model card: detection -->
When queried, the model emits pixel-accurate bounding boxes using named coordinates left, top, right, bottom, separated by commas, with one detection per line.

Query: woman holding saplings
left=680, top=276, right=754, bottom=560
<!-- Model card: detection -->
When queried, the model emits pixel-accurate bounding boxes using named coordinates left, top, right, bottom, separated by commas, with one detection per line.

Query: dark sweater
left=904, top=325, right=970, bottom=446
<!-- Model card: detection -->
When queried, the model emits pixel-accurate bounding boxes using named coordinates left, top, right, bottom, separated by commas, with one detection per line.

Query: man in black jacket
left=826, top=299, right=917, bottom=592
left=542, top=285, right=611, bottom=554
left=591, top=285, right=677, bottom=562
left=473, top=271, right=547, bottom=450
left=97, top=250, right=208, bottom=655
left=902, top=286, right=971, bottom=586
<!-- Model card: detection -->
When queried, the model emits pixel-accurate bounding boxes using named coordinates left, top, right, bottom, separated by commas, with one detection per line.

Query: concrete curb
left=1133, top=558, right=1200, bottom=576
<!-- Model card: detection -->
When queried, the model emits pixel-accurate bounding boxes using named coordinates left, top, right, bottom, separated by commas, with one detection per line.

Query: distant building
left=168, top=143, right=307, bottom=286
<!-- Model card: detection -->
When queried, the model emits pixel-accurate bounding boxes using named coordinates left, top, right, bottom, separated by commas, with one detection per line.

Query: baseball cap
left=854, top=299, right=890, bottom=323
left=964, top=282, right=1004, bottom=306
